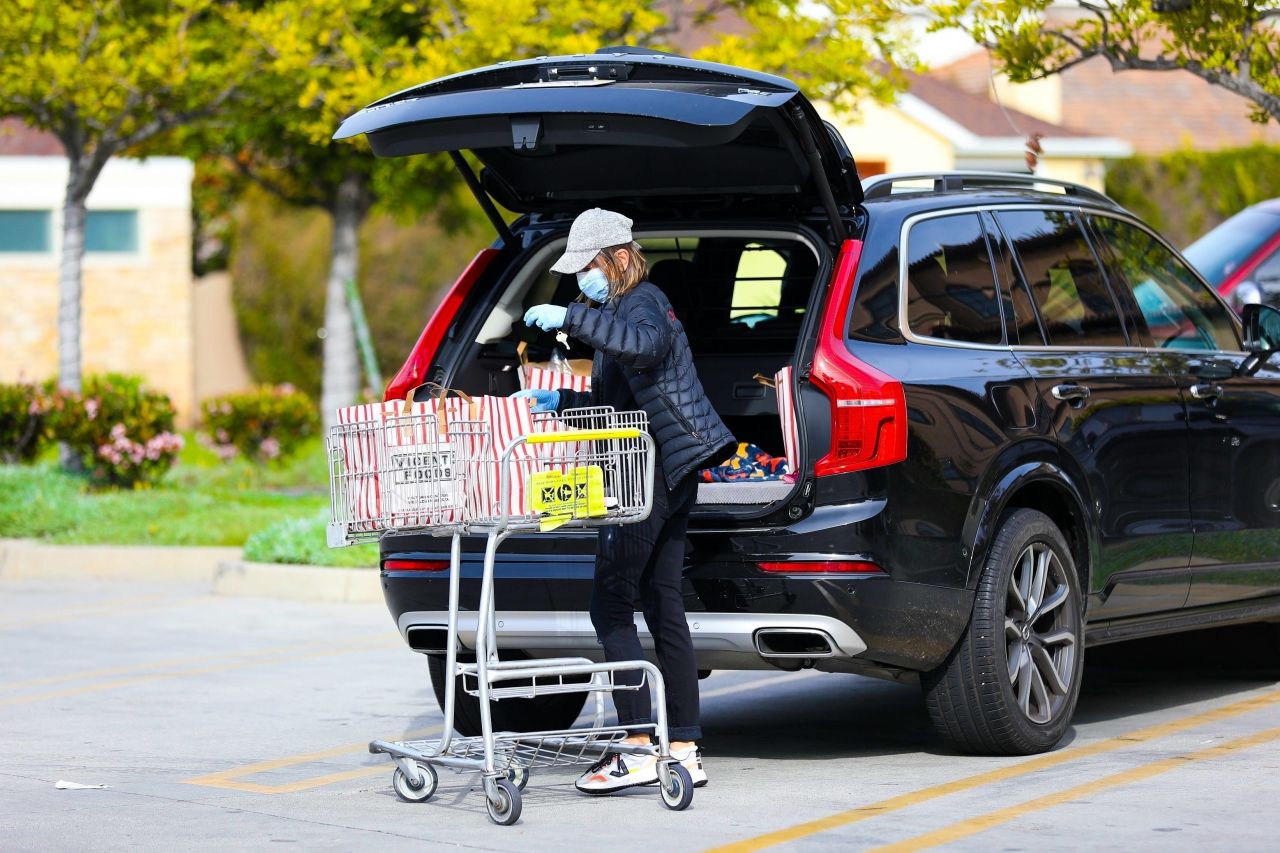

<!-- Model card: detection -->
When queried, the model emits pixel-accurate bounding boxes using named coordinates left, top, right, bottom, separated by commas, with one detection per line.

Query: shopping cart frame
left=332, top=409, right=695, bottom=825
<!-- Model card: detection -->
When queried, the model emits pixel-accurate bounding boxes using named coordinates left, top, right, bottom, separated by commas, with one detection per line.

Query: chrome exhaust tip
left=406, top=625, right=451, bottom=654
left=753, top=628, right=837, bottom=658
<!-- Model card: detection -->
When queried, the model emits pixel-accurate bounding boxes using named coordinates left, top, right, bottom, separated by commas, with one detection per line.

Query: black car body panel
left=335, top=50, right=857, bottom=215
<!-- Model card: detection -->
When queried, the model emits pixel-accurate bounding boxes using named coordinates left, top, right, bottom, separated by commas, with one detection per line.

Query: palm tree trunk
left=320, top=172, right=365, bottom=432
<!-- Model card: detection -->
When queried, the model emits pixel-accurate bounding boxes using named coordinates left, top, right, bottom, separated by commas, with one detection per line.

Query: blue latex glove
left=511, top=388, right=559, bottom=413
left=524, top=304, right=567, bottom=332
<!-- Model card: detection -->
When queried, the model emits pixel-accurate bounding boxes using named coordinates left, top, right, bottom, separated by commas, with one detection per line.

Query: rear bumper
left=396, top=609, right=867, bottom=671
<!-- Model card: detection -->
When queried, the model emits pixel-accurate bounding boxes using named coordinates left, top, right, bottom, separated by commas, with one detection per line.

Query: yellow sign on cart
left=531, top=465, right=606, bottom=531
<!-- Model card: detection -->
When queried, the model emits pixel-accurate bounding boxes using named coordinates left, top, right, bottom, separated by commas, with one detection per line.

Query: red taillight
left=383, top=248, right=500, bottom=402
left=383, top=559, right=449, bottom=572
left=757, top=560, right=884, bottom=574
left=809, top=239, right=907, bottom=477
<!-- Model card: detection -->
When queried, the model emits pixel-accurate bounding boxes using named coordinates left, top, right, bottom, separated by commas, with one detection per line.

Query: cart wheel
left=658, top=762, right=693, bottom=811
left=486, top=777, right=522, bottom=826
left=392, top=763, right=437, bottom=803
left=507, top=765, right=530, bottom=791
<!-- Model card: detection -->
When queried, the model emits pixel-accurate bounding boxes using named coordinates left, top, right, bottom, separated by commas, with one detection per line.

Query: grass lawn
left=0, top=435, right=377, bottom=568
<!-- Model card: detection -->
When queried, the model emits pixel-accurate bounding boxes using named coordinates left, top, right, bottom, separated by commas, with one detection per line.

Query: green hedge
left=1106, top=144, right=1280, bottom=248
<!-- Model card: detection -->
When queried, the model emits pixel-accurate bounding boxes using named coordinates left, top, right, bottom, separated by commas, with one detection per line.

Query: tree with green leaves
left=0, top=0, right=260, bottom=414
left=210, top=0, right=918, bottom=427
left=927, top=0, right=1280, bottom=123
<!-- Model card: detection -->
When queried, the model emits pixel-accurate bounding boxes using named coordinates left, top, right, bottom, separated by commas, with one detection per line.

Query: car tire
left=427, top=651, right=589, bottom=736
left=923, top=508, right=1085, bottom=755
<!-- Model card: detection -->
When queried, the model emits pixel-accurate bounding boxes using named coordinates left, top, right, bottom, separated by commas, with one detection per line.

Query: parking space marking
left=0, top=637, right=398, bottom=707
left=182, top=670, right=817, bottom=795
left=869, top=724, right=1280, bottom=852
left=704, top=686, right=1280, bottom=853
left=184, top=726, right=443, bottom=794
left=0, top=594, right=209, bottom=630
left=0, top=633, right=397, bottom=692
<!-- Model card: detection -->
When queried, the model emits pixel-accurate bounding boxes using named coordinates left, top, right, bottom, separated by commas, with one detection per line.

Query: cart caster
left=486, top=777, right=522, bottom=826
left=392, top=763, right=437, bottom=803
left=507, top=765, right=530, bottom=791
left=658, top=762, right=693, bottom=811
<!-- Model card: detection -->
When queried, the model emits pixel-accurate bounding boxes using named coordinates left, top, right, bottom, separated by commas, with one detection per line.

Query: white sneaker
left=649, top=746, right=707, bottom=788
left=575, top=751, right=658, bottom=795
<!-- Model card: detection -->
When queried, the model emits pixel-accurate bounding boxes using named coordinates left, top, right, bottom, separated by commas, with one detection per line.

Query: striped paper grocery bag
left=334, top=398, right=441, bottom=533
left=472, top=394, right=544, bottom=521
left=774, top=366, right=800, bottom=473
left=523, top=364, right=592, bottom=394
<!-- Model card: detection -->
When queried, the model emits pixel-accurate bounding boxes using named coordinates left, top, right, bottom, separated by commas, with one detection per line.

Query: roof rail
left=861, top=171, right=1117, bottom=207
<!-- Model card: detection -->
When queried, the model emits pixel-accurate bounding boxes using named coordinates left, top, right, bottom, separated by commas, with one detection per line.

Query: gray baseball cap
left=550, top=208, right=634, bottom=273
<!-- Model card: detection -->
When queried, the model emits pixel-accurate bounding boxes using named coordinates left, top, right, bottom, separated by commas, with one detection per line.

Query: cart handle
left=524, top=428, right=644, bottom=444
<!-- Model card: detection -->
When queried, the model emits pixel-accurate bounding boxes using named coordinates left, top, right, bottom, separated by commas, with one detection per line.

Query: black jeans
left=590, top=473, right=702, bottom=742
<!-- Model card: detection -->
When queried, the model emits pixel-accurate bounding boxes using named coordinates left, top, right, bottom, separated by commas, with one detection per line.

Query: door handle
left=1189, top=383, right=1223, bottom=401
left=1051, top=383, right=1091, bottom=402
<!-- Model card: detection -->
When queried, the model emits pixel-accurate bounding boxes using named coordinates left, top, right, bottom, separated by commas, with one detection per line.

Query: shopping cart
left=327, top=404, right=696, bottom=825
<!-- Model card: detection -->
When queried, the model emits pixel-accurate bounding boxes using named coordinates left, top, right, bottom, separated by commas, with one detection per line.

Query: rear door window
left=1088, top=215, right=1239, bottom=352
left=997, top=209, right=1128, bottom=347
left=904, top=213, right=1004, bottom=344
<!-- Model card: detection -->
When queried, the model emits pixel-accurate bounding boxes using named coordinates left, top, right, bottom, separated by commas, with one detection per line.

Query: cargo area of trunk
left=446, top=226, right=824, bottom=508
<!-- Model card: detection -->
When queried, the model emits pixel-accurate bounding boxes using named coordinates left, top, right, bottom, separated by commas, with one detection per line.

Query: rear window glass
left=997, top=209, right=1127, bottom=347
left=905, top=213, right=1003, bottom=344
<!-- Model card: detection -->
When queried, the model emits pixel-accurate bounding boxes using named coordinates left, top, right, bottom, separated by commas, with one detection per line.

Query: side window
left=904, top=213, right=1004, bottom=344
left=1089, top=215, right=1239, bottom=352
left=997, top=209, right=1127, bottom=347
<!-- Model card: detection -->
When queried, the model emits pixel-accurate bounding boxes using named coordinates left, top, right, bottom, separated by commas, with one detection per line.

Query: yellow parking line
left=870, top=724, right=1280, bottom=852
left=0, top=637, right=397, bottom=707
left=0, top=633, right=396, bottom=692
left=184, top=726, right=443, bottom=794
left=704, top=687, right=1280, bottom=853
left=0, top=594, right=208, bottom=630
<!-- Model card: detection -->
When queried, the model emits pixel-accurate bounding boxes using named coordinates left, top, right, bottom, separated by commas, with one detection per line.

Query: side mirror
left=1242, top=303, right=1280, bottom=353
left=1238, top=303, right=1280, bottom=376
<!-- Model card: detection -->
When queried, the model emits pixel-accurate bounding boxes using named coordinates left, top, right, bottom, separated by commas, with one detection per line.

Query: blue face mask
left=576, top=268, right=611, bottom=302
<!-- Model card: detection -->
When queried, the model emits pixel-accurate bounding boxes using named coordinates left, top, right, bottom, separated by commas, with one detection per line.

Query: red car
left=1183, top=198, right=1280, bottom=311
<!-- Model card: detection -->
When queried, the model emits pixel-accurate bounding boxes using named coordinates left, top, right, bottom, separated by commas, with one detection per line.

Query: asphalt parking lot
left=3, top=576, right=1279, bottom=852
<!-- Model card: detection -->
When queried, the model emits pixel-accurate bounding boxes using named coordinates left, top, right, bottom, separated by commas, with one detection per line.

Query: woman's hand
left=523, top=304, right=567, bottom=331
left=511, top=388, right=559, bottom=413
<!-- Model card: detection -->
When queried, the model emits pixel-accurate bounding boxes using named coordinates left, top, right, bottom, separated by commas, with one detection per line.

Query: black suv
left=337, top=50, right=1280, bottom=755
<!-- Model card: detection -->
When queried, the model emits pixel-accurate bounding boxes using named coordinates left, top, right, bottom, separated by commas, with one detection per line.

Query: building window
left=86, top=210, right=139, bottom=253
left=0, top=210, right=53, bottom=253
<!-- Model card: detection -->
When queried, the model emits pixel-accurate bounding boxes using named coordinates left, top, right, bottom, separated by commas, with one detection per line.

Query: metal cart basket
left=326, top=404, right=696, bottom=825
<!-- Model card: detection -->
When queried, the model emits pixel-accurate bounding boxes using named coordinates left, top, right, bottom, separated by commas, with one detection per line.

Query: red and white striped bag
left=517, top=341, right=592, bottom=394
left=470, top=394, right=552, bottom=521
left=334, top=398, right=457, bottom=532
left=522, top=365, right=592, bottom=394
left=774, top=366, right=800, bottom=476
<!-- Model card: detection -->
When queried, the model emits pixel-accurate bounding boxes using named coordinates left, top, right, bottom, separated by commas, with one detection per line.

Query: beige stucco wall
left=991, top=74, right=1063, bottom=126
left=821, top=98, right=956, bottom=176
left=193, top=271, right=253, bottom=404
left=0, top=156, right=196, bottom=425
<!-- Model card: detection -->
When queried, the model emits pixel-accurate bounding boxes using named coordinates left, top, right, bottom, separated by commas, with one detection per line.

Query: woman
left=515, top=208, right=735, bottom=795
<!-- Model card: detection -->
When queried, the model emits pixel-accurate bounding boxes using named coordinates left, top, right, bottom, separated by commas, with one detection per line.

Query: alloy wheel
left=1004, top=542, right=1078, bottom=724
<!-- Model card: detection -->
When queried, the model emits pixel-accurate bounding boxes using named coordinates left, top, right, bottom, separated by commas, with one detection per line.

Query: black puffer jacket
left=557, top=282, right=736, bottom=491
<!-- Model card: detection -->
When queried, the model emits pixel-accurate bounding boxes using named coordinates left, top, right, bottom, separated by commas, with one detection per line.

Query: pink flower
left=215, top=443, right=237, bottom=461
left=277, top=383, right=296, bottom=395
left=110, top=423, right=127, bottom=440
left=259, top=437, right=281, bottom=460
left=215, top=428, right=230, bottom=443
left=84, top=398, right=99, bottom=420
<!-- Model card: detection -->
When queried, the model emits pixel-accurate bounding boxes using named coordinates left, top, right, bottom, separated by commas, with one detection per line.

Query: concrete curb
left=213, top=560, right=383, bottom=604
left=0, top=539, right=380, bottom=604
